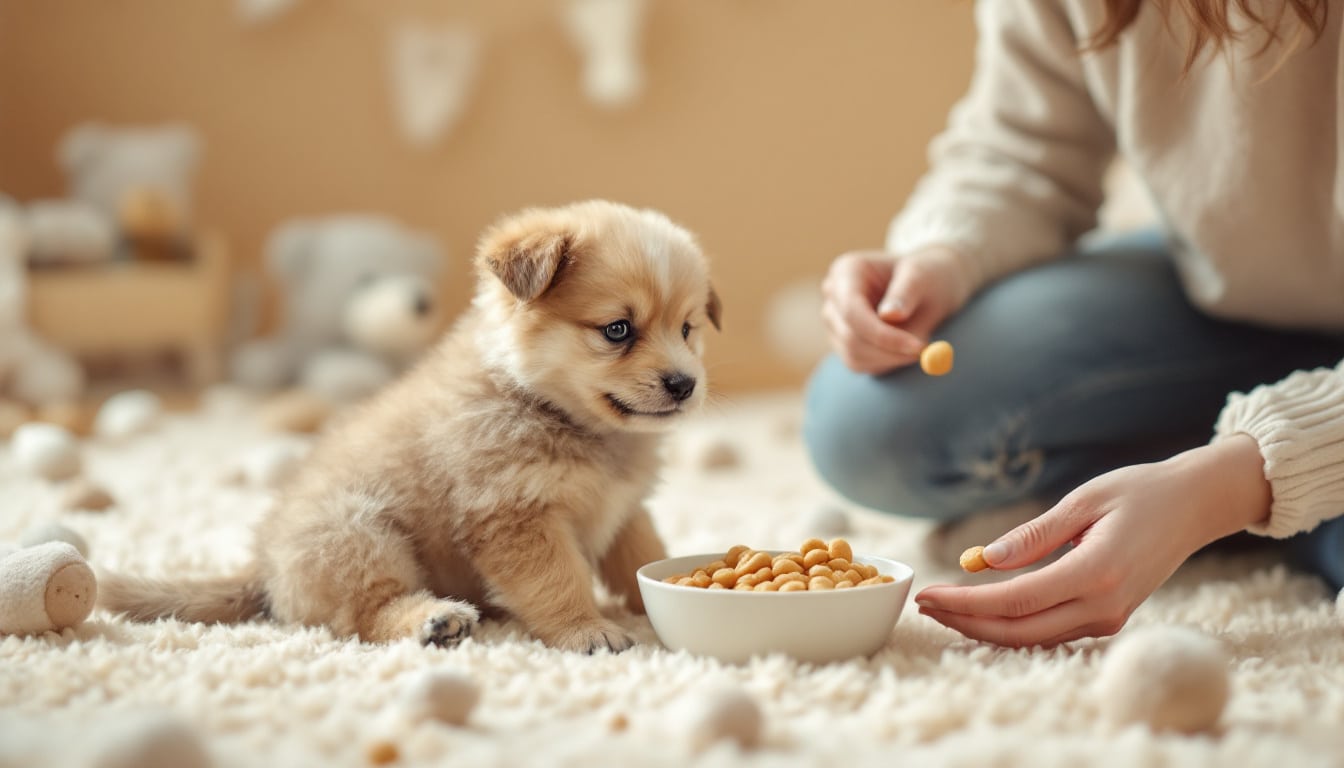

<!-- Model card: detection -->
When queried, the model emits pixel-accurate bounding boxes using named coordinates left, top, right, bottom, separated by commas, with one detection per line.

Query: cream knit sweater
left=887, top=0, right=1344, bottom=538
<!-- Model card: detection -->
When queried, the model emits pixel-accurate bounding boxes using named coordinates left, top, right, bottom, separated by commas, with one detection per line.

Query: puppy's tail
left=98, top=563, right=267, bottom=625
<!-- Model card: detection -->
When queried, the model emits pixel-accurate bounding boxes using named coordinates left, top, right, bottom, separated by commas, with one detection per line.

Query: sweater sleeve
left=1213, top=359, right=1344, bottom=538
left=887, top=0, right=1115, bottom=295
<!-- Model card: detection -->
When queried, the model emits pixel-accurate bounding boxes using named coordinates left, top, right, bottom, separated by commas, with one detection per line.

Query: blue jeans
left=803, top=232, right=1344, bottom=590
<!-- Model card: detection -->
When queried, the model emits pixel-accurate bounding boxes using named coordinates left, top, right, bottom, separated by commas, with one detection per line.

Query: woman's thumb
left=876, top=267, right=918, bottom=322
left=983, top=503, right=1085, bottom=570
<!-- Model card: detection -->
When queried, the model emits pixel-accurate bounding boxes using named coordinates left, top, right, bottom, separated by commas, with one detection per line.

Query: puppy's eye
left=603, top=321, right=632, bottom=343
left=681, top=322, right=691, bottom=340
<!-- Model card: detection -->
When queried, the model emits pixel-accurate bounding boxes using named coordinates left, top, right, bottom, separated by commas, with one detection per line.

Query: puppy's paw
left=549, top=620, right=636, bottom=654
left=419, top=600, right=481, bottom=648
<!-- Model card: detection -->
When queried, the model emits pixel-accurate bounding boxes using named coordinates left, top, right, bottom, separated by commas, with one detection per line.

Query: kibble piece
left=859, top=576, right=881, bottom=586
left=724, top=545, right=750, bottom=567
left=736, top=552, right=772, bottom=577
left=856, top=564, right=878, bottom=580
left=663, top=576, right=680, bottom=584
left=772, top=572, right=807, bottom=586
left=879, top=575, right=895, bottom=583
left=712, top=568, right=738, bottom=587
left=803, top=549, right=830, bottom=569
left=920, top=340, right=955, bottom=376
left=828, top=557, right=851, bottom=573
left=367, top=740, right=399, bottom=765
left=835, top=580, right=855, bottom=589
left=809, top=576, right=836, bottom=590
left=753, top=581, right=778, bottom=592
left=960, top=545, right=989, bottom=573
left=807, top=564, right=834, bottom=579
left=707, top=582, right=726, bottom=590
left=677, top=577, right=695, bottom=587
left=828, top=538, right=853, bottom=561
left=779, top=581, right=807, bottom=592
left=692, top=571, right=712, bottom=588
left=799, top=537, right=828, bottom=554
left=772, top=559, right=803, bottom=576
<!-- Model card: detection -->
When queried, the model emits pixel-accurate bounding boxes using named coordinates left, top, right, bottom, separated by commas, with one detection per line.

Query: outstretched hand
left=914, top=435, right=1272, bottom=648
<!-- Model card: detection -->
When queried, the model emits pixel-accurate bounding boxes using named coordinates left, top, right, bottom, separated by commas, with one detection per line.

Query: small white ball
left=90, top=713, right=211, bottom=768
left=681, top=686, right=763, bottom=752
left=94, top=390, right=162, bottom=439
left=11, top=423, right=81, bottom=480
left=1096, top=625, right=1230, bottom=733
left=803, top=505, right=852, bottom=537
left=400, top=670, right=479, bottom=726
left=19, top=522, right=89, bottom=558
left=237, top=441, right=308, bottom=489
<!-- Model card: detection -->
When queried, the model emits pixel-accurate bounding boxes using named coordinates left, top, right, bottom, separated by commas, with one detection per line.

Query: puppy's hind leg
left=262, top=493, right=479, bottom=647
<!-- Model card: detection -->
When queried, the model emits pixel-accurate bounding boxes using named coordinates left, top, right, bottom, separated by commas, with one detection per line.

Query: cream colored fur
left=100, top=200, right=721, bottom=653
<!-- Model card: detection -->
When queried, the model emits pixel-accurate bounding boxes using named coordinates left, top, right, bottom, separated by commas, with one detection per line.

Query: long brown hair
left=1089, top=0, right=1329, bottom=71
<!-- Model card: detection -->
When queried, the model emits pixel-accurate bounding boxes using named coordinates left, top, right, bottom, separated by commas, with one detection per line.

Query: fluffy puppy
left=101, top=200, right=721, bottom=653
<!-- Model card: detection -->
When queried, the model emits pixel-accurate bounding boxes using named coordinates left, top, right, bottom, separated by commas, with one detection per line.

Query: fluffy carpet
left=2, top=389, right=1342, bottom=767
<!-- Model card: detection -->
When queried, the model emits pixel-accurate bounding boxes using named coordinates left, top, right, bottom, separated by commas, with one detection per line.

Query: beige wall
left=0, top=0, right=975, bottom=391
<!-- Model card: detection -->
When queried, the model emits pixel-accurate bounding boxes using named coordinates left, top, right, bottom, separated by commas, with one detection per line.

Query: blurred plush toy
left=0, top=535, right=96, bottom=636
left=0, top=208, right=85, bottom=407
left=58, top=123, right=200, bottom=258
left=230, top=216, right=444, bottom=403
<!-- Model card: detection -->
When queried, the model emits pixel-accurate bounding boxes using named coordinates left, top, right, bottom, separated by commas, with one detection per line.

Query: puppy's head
left=474, top=200, right=721, bottom=432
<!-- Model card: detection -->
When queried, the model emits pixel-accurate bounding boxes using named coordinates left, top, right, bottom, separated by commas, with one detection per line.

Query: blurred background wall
left=0, top=0, right=975, bottom=392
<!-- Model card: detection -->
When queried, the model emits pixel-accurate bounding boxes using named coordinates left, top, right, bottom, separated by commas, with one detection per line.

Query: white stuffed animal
left=0, top=208, right=85, bottom=407
left=231, top=215, right=444, bottom=403
left=0, top=539, right=96, bottom=636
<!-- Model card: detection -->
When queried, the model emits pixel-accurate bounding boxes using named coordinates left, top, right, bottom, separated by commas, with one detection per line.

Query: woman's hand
left=820, top=247, right=970, bottom=374
left=914, top=435, right=1273, bottom=648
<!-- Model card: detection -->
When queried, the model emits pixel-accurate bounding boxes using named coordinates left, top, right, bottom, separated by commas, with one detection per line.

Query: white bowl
left=637, top=552, right=914, bottom=664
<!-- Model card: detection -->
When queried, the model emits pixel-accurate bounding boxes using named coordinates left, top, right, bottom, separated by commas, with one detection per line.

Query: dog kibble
left=661, top=539, right=895, bottom=592
left=960, top=545, right=989, bottom=573
left=920, top=340, right=955, bottom=376
left=828, top=538, right=853, bottom=561
left=802, top=549, right=830, bottom=569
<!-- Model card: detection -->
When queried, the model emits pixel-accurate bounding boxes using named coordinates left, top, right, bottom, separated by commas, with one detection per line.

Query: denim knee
left=803, top=356, right=959, bottom=522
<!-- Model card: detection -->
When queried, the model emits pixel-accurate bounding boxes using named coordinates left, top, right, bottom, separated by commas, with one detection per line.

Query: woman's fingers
left=917, top=597, right=1104, bottom=648
left=914, top=549, right=1091, bottom=619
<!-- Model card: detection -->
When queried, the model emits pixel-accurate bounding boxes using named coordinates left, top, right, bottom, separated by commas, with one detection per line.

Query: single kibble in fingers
left=959, top=545, right=989, bottom=573
left=920, top=340, right=954, bottom=376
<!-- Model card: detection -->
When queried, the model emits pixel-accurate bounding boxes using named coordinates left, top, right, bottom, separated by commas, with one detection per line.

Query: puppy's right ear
left=477, top=212, right=575, bottom=302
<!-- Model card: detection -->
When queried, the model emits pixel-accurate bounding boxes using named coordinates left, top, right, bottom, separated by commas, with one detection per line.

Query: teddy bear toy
left=0, top=531, right=96, bottom=636
left=58, top=122, right=200, bottom=260
left=230, top=215, right=444, bottom=404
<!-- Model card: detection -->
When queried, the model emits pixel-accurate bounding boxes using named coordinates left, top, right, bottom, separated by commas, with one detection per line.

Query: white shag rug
left=2, top=389, right=1342, bottom=768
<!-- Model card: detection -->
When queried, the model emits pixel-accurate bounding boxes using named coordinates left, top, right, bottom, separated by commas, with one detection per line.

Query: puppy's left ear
left=478, top=212, right=575, bottom=302
left=706, top=284, right=722, bottom=331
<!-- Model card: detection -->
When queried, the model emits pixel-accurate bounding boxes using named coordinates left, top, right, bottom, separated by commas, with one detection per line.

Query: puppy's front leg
left=599, top=506, right=667, bottom=615
left=471, top=514, right=634, bottom=653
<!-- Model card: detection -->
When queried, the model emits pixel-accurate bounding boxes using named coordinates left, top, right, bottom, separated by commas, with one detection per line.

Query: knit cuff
left=1213, top=361, right=1344, bottom=538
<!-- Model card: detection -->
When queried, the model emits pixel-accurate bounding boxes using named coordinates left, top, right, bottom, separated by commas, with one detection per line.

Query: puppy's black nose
left=662, top=373, right=696, bottom=402
left=413, top=293, right=432, bottom=317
